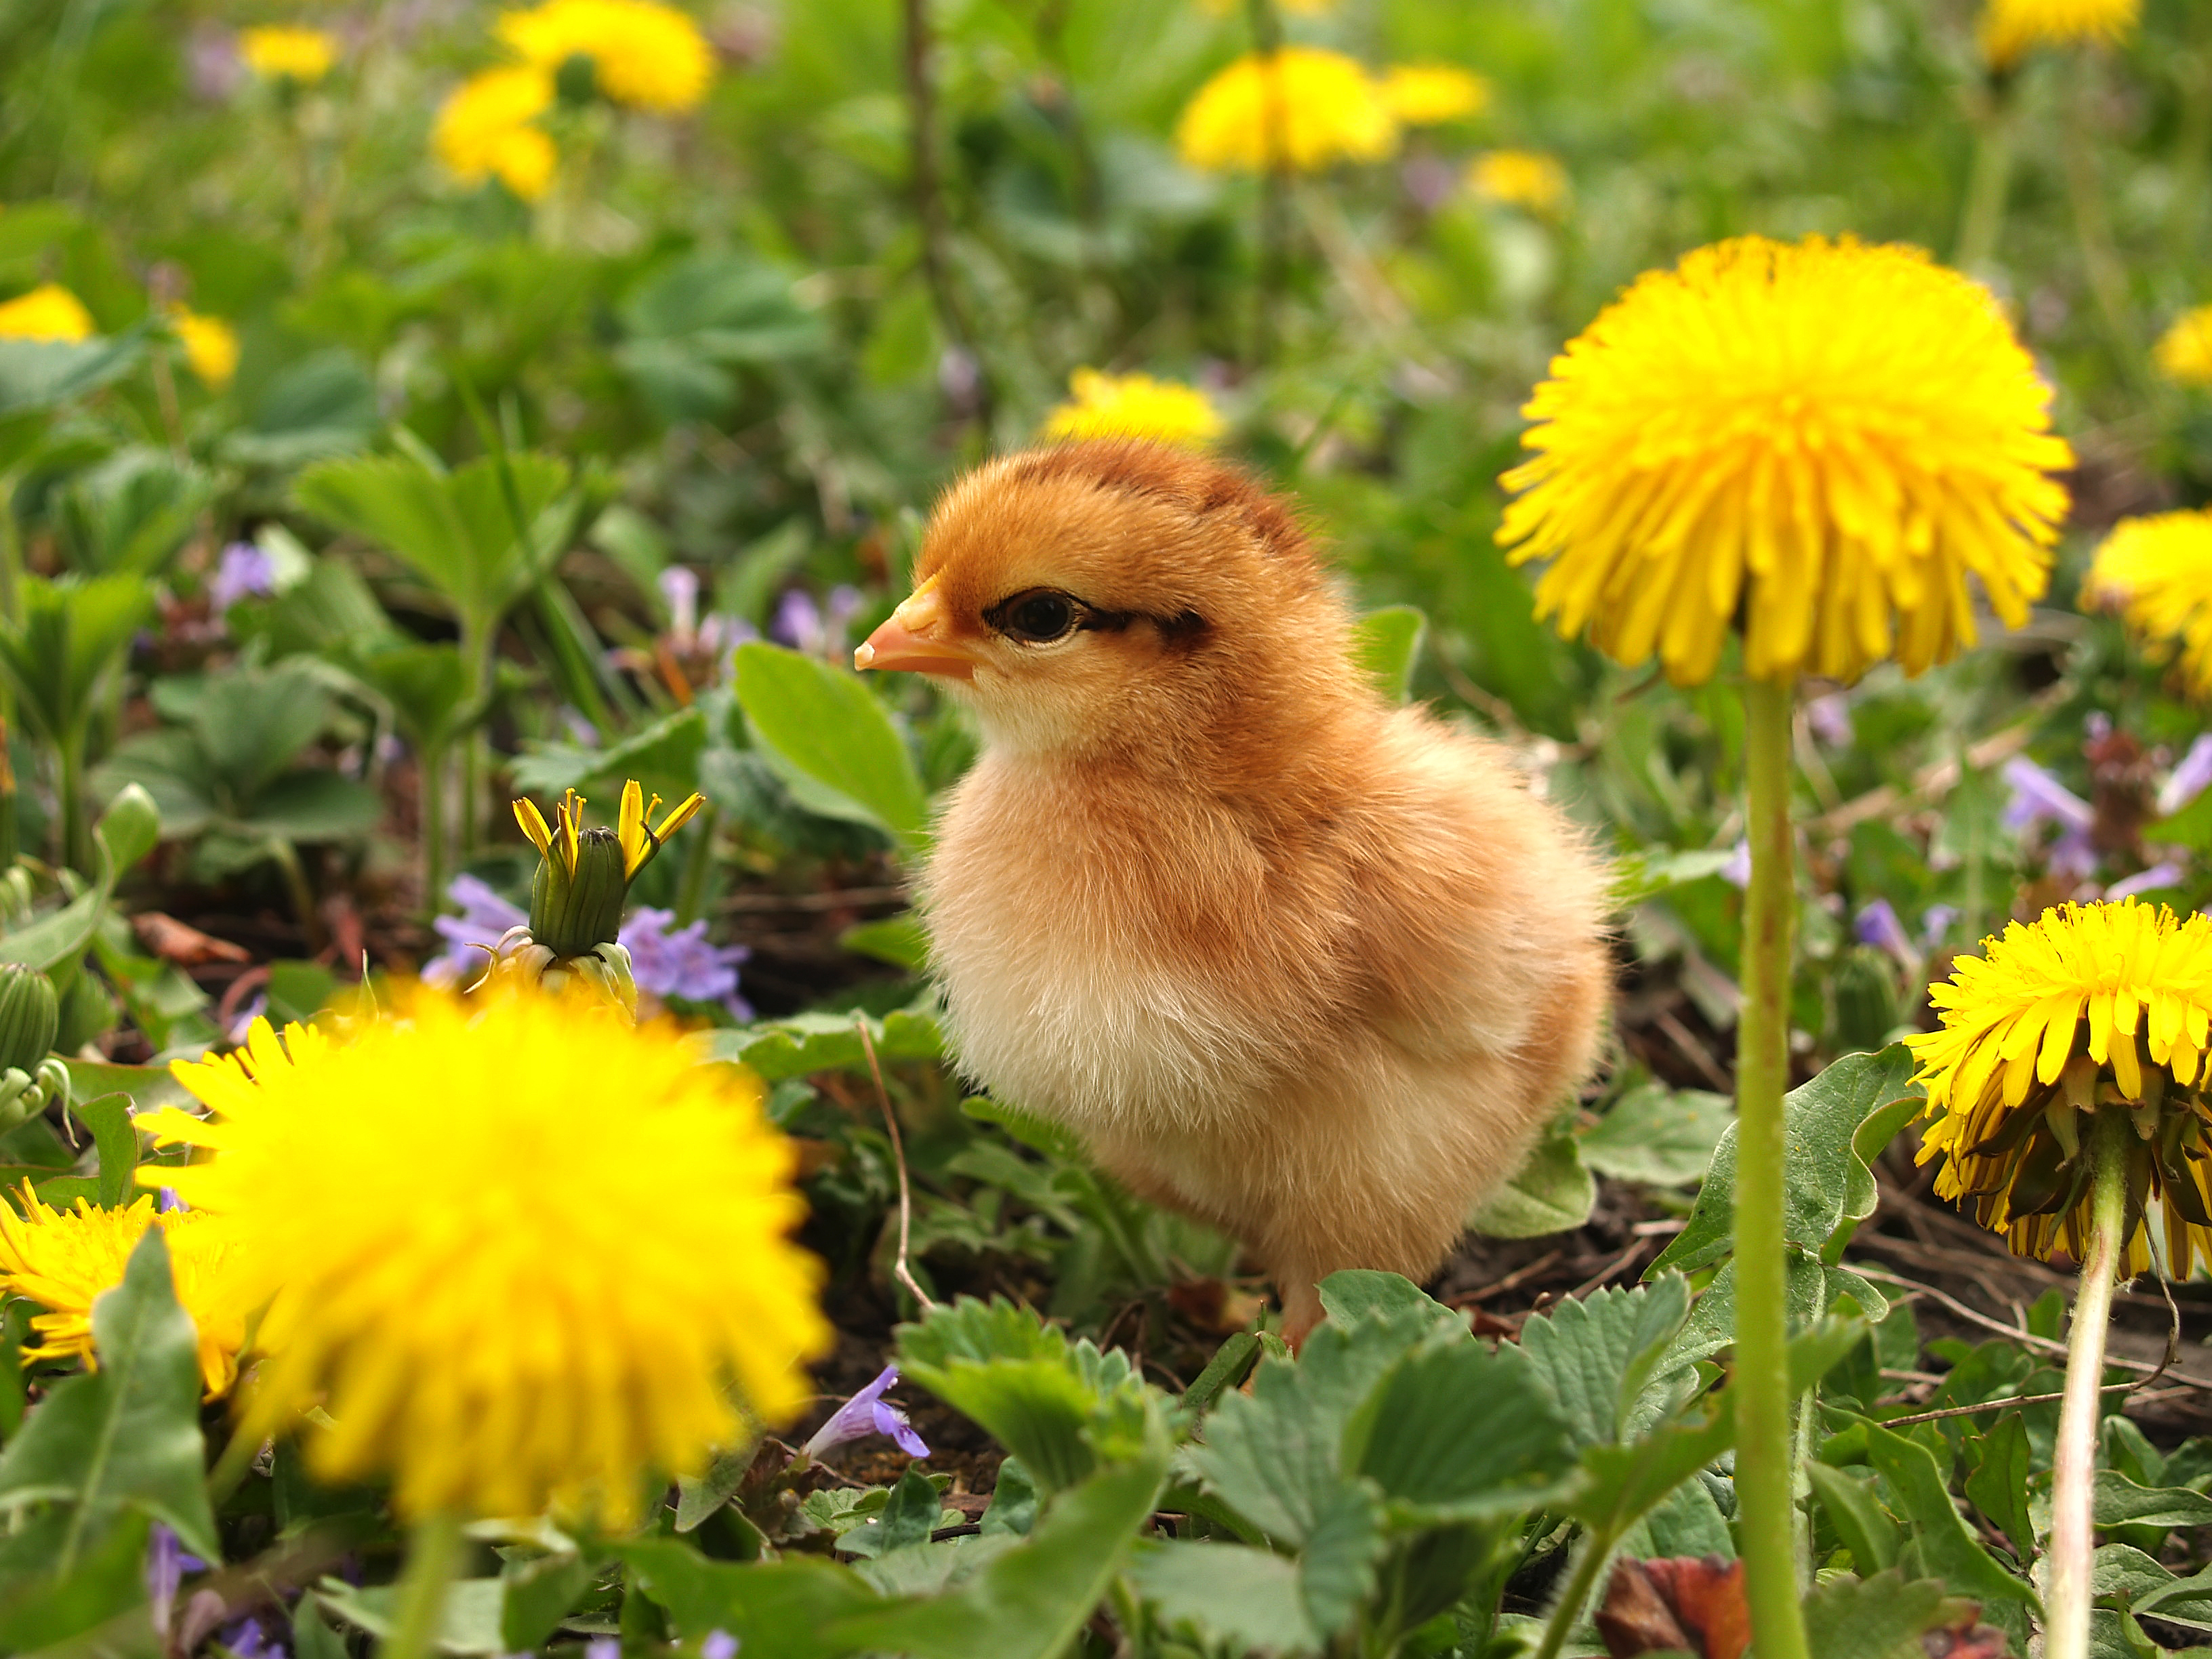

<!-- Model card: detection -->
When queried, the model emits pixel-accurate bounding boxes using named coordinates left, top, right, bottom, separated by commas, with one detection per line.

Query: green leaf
left=708, top=1006, right=943, bottom=1083
left=1131, top=1540, right=1321, bottom=1656
left=733, top=642, right=930, bottom=842
left=66, top=1094, right=134, bottom=1209
left=1345, top=1338, right=1577, bottom=1521
left=841, top=915, right=928, bottom=973
left=1802, top=1570, right=1953, bottom=1659
left=672, top=1427, right=762, bottom=1534
left=1467, top=1114, right=1595, bottom=1237
left=960, top=1094, right=1087, bottom=1164
left=823, top=1445, right=1169, bottom=1659
left=1316, top=1269, right=1465, bottom=1334
left=501, top=1547, right=599, bottom=1653
left=0, top=333, right=146, bottom=416
left=0, top=785, right=163, bottom=972
left=622, top=1541, right=880, bottom=1656
left=1807, top=1462, right=1902, bottom=1574
left=2094, top=1471, right=2212, bottom=1531
left=1610, top=848, right=1740, bottom=907
left=1651, top=1046, right=1921, bottom=1276
left=1518, top=1275, right=1696, bottom=1448
left=1351, top=605, right=1426, bottom=701
left=0, top=1229, right=218, bottom=1568
left=57, top=1060, right=192, bottom=1116
left=1862, top=1422, right=2038, bottom=1633
left=0, top=1505, right=150, bottom=1652
left=843, top=1469, right=943, bottom=1559
left=316, top=1577, right=508, bottom=1654
left=1297, top=1480, right=1388, bottom=1639
left=0, top=575, right=154, bottom=752
left=1965, top=1412, right=2034, bottom=1559
left=1580, top=1084, right=1734, bottom=1187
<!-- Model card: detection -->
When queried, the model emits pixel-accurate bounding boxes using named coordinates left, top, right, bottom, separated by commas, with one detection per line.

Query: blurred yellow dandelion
left=1979, top=0, right=2139, bottom=67
left=239, top=25, right=337, bottom=85
left=1497, top=236, right=2073, bottom=687
left=0, top=1187, right=245, bottom=1397
left=433, top=68, right=558, bottom=201
left=1175, top=47, right=1397, bottom=173
left=1042, top=369, right=1225, bottom=449
left=1378, top=64, right=1490, bottom=127
left=142, top=989, right=829, bottom=1523
left=170, top=310, right=239, bottom=388
left=2087, top=510, right=2212, bottom=697
left=1907, top=901, right=2212, bottom=1275
left=496, top=0, right=714, bottom=114
left=0, top=283, right=94, bottom=343
left=1468, top=148, right=1569, bottom=216
left=2155, top=306, right=2212, bottom=388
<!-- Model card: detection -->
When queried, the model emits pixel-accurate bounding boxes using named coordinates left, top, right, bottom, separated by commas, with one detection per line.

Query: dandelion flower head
left=1175, top=48, right=1397, bottom=173
left=142, top=989, right=830, bottom=1521
left=496, top=0, right=714, bottom=114
left=0, top=1187, right=245, bottom=1396
left=0, top=284, right=94, bottom=343
left=1042, top=369, right=1225, bottom=449
left=1378, top=64, right=1490, bottom=127
left=239, top=26, right=337, bottom=85
left=1907, top=901, right=2212, bottom=1276
left=2155, top=306, right=2212, bottom=389
left=2087, top=510, right=2212, bottom=699
left=1497, top=236, right=2073, bottom=686
left=433, top=68, right=557, bottom=201
left=170, top=310, right=239, bottom=388
left=1979, top=0, right=2139, bottom=68
left=1469, top=149, right=1569, bottom=216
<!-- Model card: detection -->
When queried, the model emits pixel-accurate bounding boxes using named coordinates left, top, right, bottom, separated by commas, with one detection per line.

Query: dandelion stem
left=1734, top=676, right=1811, bottom=1659
left=2046, top=1107, right=2130, bottom=1659
left=1954, top=72, right=2016, bottom=272
left=382, top=1509, right=466, bottom=1659
left=1530, top=1523, right=1620, bottom=1659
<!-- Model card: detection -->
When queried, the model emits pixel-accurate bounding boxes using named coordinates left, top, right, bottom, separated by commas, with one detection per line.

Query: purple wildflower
left=1805, top=693, right=1853, bottom=748
left=227, top=992, right=268, bottom=1046
left=218, top=1616, right=285, bottom=1659
left=702, top=1633, right=740, bottom=1659
left=158, top=1187, right=187, bottom=1213
left=1719, top=838, right=1751, bottom=890
left=209, top=541, right=278, bottom=611
left=659, top=565, right=701, bottom=642
left=803, top=1364, right=930, bottom=1460
left=1853, top=899, right=1914, bottom=964
left=188, top=26, right=244, bottom=100
left=2001, top=757, right=2098, bottom=880
left=1921, top=904, right=1960, bottom=945
left=145, top=1524, right=209, bottom=1639
left=586, top=1642, right=621, bottom=1659
left=2107, top=863, right=2186, bottom=900
left=771, top=586, right=865, bottom=660
left=560, top=707, right=600, bottom=748
left=621, top=907, right=752, bottom=1018
left=2160, top=734, right=2212, bottom=817
left=422, top=874, right=527, bottom=987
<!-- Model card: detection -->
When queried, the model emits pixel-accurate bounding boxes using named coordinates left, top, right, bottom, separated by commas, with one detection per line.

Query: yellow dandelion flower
left=239, top=25, right=337, bottom=85
left=495, top=0, right=714, bottom=114
left=1468, top=148, right=1570, bottom=216
left=432, top=68, right=558, bottom=201
left=1496, top=235, right=2074, bottom=687
left=0, top=1187, right=246, bottom=1397
left=1378, top=64, right=1491, bottom=127
left=0, top=283, right=94, bottom=343
left=2154, top=305, right=2212, bottom=388
left=1175, top=47, right=1398, bottom=173
left=1979, top=0, right=2139, bottom=68
left=1906, top=901, right=2212, bottom=1275
left=142, top=991, right=827, bottom=1523
left=2087, top=510, right=2212, bottom=697
left=170, top=310, right=239, bottom=388
left=1042, top=369, right=1225, bottom=449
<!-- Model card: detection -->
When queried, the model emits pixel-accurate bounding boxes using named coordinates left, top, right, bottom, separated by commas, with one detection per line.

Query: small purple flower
left=188, top=25, right=244, bottom=100
left=771, top=586, right=865, bottom=660
left=1921, top=904, right=1960, bottom=946
left=1805, top=693, right=1853, bottom=748
left=2107, top=863, right=2186, bottom=900
left=695, top=613, right=759, bottom=678
left=621, top=907, right=752, bottom=1018
left=560, top=707, right=600, bottom=749
left=218, top=1616, right=285, bottom=1659
left=938, top=346, right=981, bottom=404
left=145, top=1524, right=209, bottom=1639
left=2002, top=757, right=2099, bottom=880
left=1853, top=899, right=1914, bottom=964
left=586, top=1641, right=621, bottom=1659
left=209, top=541, right=278, bottom=611
left=1401, top=153, right=1458, bottom=212
left=659, top=565, right=701, bottom=642
left=701, top=1633, right=739, bottom=1659
left=804, top=1364, right=930, bottom=1460
left=158, top=1187, right=187, bottom=1213
left=227, top=993, right=268, bottom=1046
left=1719, top=838, right=1751, bottom=890
left=2160, top=734, right=2212, bottom=818
left=422, top=874, right=527, bottom=987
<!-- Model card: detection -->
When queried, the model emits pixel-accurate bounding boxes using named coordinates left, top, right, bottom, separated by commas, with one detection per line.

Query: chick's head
left=857, top=441, right=1354, bottom=756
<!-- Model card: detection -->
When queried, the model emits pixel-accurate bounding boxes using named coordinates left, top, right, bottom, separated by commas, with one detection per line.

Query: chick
left=856, top=440, right=1612, bottom=1342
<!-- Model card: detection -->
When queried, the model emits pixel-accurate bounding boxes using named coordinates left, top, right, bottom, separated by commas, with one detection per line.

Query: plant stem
left=2060, top=62, right=2144, bottom=388
left=56, top=727, right=87, bottom=876
left=1735, top=676, right=1811, bottom=1659
left=420, top=739, right=447, bottom=920
left=383, top=1509, right=466, bottom=1659
left=1530, top=1524, right=1618, bottom=1659
left=2045, top=1107, right=2130, bottom=1659
left=673, top=804, right=718, bottom=926
left=1954, top=73, right=2016, bottom=272
left=267, top=838, right=327, bottom=955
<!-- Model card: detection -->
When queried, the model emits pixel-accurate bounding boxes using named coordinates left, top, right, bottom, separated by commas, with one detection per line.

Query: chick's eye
left=1000, top=590, right=1077, bottom=644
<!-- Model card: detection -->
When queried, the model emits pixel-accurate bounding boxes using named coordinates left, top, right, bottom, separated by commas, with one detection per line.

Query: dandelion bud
left=530, top=825, right=628, bottom=958
left=0, top=964, right=59, bottom=1077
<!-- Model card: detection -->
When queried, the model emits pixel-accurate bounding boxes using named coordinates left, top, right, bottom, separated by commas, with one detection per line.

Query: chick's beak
left=854, top=575, right=979, bottom=680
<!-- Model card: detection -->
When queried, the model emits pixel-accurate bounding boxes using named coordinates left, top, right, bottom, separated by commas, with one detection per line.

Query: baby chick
left=857, top=441, right=1612, bottom=1342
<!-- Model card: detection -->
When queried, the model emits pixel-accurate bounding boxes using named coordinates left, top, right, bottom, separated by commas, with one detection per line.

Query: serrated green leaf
left=1316, top=1269, right=1464, bottom=1334
left=1808, top=1462, right=1901, bottom=1574
left=1519, top=1276, right=1696, bottom=1448
left=1650, top=1046, right=1921, bottom=1277
left=1802, top=1569, right=1952, bottom=1659
left=1300, top=1479, right=1387, bottom=1639
left=842, top=1469, right=941, bottom=1559
left=1863, top=1421, right=2038, bottom=1639
left=1132, top=1540, right=1321, bottom=1656
left=733, top=642, right=929, bottom=842
left=1468, top=1115, right=1595, bottom=1237
left=0, top=1230, right=218, bottom=1569
left=1965, top=1412, right=2034, bottom=1559
left=1348, top=1338, right=1576, bottom=1521
left=621, top=1542, right=880, bottom=1657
